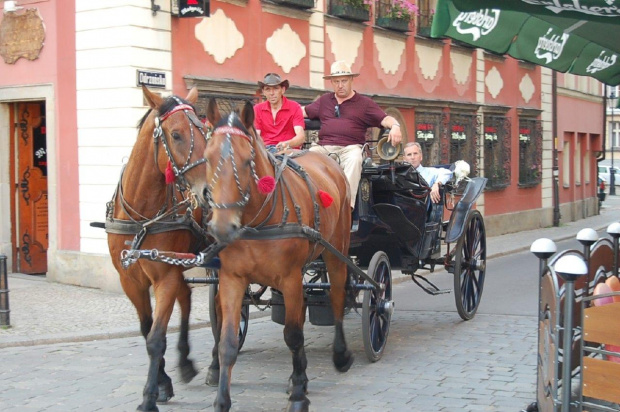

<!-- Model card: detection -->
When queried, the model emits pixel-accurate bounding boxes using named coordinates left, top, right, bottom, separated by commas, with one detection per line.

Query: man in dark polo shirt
left=303, top=61, right=402, bottom=209
left=254, top=73, right=306, bottom=152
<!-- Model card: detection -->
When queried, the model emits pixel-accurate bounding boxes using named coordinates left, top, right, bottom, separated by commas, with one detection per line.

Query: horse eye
left=171, top=131, right=181, bottom=141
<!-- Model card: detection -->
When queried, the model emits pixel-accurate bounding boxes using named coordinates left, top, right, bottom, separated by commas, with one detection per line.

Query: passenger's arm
left=437, top=168, right=453, bottom=185
left=430, top=168, right=452, bottom=203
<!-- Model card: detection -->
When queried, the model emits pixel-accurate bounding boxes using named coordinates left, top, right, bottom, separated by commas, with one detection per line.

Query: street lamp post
left=610, top=90, right=616, bottom=196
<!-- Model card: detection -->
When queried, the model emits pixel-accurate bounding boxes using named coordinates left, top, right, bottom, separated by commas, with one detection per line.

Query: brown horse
left=182, top=99, right=353, bottom=412
left=107, top=86, right=208, bottom=411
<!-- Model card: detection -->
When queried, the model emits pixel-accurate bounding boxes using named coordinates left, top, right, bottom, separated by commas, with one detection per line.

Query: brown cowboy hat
left=323, top=61, right=360, bottom=79
left=258, top=73, right=290, bottom=89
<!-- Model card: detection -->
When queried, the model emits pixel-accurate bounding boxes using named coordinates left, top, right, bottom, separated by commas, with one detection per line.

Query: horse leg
left=323, top=253, right=354, bottom=373
left=137, top=275, right=179, bottom=411
left=117, top=275, right=164, bottom=411
left=175, top=279, right=198, bottom=383
left=206, top=290, right=221, bottom=386
left=282, top=279, right=310, bottom=412
left=213, top=275, right=245, bottom=412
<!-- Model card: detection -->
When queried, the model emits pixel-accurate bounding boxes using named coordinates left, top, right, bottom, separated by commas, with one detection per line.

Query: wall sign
left=451, top=124, right=466, bottom=140
left=416, top=123, right=435, bottom=140
left=484, top=126, right=498, bottom=142
left=136, top=70, right=166, bottom=89
left=519, top=127, right=531, bottom=142
left=177, top=0, right=210, bottom=17
left=0, top=8, right=46, bottom=64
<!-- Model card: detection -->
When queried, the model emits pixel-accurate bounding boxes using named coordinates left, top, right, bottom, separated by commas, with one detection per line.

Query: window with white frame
left=575, top=137, right=581, bottom=185
left=611, top=121, right=620, bottom=149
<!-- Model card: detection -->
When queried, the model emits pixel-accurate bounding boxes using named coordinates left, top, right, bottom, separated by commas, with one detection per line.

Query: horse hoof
left=137, top=403, right=159, bottom=412
left=157, top=381, right=174, bottom=403
left=286, top=397, right=310, bottom=412
left=334, top=350, right=354, bottom=372
left=180, top=360, right=198, bottom=383
left=205, top=368, right=220, bottom=387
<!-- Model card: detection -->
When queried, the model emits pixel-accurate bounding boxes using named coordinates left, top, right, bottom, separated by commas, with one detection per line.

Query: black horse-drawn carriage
left=124, top=124, right=488, bottom=362
left=110, top=90, right=487, bottom=411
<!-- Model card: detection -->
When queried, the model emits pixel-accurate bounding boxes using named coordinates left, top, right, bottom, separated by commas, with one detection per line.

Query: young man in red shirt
left=254, top=73, right=306, bottom=153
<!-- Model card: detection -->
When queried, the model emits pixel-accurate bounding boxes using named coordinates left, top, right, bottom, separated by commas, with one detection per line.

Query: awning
left=431, top=0, right=620, bottom=85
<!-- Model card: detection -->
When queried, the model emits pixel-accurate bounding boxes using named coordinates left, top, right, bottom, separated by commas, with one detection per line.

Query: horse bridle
left=206, top=112, right=261, bottom=210
left=153, top=97, right=209, bottom=190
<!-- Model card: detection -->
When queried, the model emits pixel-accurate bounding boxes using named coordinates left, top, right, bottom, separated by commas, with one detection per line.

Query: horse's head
left=202, top=98, right=264, bottom=244
left=141, top=85, right=209, bottom=196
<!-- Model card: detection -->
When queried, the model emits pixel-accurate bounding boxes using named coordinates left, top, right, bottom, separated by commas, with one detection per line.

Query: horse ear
left=206, top=98, right=221, bottom=125
left=186, top=87, right=198, bottom=104
left=239, top=101, right=255, bottom=130
left=142, top=85, right=162, bottom=110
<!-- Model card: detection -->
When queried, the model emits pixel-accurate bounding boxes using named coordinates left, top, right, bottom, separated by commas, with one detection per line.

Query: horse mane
left=136, top=95, right=196, bottom=130
left=136, top=109, right=152, bottom=130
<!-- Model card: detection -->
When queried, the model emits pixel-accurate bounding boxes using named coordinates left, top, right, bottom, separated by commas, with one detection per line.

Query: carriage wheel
left=362, top=251, right=393, bottom=362
left=453, top=210, right=487, bottom=321
left=208, top=282, right=250, bottom=351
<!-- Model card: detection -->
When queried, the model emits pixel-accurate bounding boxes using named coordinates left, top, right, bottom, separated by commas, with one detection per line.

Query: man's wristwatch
left=390, top=123, right=400, bottom=130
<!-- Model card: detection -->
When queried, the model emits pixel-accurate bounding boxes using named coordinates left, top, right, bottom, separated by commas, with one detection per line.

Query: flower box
left=417, top=25, right=431, bottom=37
left=330, top=4, right=370, bottom=22
left=376, top=16, right=410, bottom=32
left=269, top=0, right=314, bottom=9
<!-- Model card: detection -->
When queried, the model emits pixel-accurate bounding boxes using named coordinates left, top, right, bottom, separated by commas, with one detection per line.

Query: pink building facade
left=0, top=0, right=604, bottom=290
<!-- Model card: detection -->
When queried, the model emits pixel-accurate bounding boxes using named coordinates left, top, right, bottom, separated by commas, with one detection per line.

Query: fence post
left=0, top=255, right=9, bottom=328
left=576, top=228, right=598, bottom=299
left=529, top=238, right=557, bottom=412
left=555, top=255, right=587, bottom=412
left=607, top=222, right=620, bottom=277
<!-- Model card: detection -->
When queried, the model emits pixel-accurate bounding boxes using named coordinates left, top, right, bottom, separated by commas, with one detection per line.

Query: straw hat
left=323, top=61, right=360, bottom=79
left=258, top=73, right=290, bottom=89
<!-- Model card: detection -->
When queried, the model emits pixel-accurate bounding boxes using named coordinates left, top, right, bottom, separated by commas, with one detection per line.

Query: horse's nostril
left=202, top=187, right=209, bottom=202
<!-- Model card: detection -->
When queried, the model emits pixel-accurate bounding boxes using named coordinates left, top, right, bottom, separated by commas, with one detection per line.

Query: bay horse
left=106, top=86, right=209, bottom=411
left=186, top=99, right=353, bottom=412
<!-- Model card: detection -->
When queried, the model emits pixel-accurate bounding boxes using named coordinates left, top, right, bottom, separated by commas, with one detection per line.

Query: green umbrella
left=431, top=0, right=620, bottom=85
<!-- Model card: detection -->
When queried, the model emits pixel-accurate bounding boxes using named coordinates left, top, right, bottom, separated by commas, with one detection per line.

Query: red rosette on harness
left=257, top=176, right=276, bottom=194
left=165, top=161, right=175, bottom=184
left=318, top=190, right=333, bottom=208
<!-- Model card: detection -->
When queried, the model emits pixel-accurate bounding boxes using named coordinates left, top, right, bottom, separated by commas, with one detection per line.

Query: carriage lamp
left=554, top=254, right=587, bottom=412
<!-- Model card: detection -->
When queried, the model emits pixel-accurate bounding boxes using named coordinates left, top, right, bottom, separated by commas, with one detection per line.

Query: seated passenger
left=403, top=142, right=452, bottom=204
left=302, top=61, right=402, bottom=209
left=253, top=73, right=306, bottom=153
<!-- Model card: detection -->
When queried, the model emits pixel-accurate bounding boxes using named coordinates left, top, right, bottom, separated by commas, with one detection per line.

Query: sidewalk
left=2, top=196, right=620, bottom=349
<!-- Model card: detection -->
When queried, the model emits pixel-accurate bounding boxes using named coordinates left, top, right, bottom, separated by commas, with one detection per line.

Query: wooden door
left=14, top=102, right=48, bottom=274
